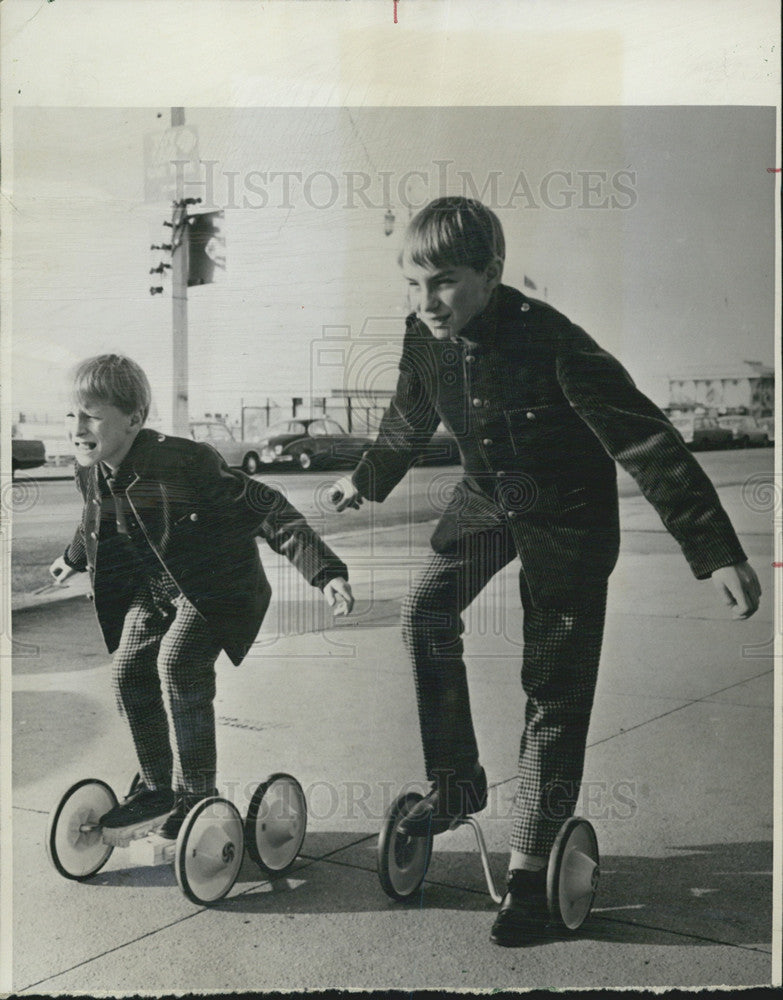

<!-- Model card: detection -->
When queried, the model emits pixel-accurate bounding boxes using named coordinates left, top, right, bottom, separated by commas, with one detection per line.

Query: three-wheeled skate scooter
left=377, top=789, right=600, bottom=933
left=46, top=770, right=308, bottom=905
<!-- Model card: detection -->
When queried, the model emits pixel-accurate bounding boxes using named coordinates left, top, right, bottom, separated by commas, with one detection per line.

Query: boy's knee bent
left=402, top=588, right=459, bottom=631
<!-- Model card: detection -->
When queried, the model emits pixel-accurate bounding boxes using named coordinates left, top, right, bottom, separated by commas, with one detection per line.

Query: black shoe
left=398, top=766, right=488, bottom=837
left=490, top=868, right=551, bottom=946
left=158, top=789, right=217, bottom=840
left=99, top=785, right=175, bottom=845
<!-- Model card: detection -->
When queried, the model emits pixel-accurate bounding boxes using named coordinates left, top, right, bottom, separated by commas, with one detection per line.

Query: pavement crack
left=592, top=913, right=773, bottom=954
left=17, top=909, right=211, bottom=994
left=586, top=667, right=773, bottom=750
left=298, top=832, right=377, bottom=864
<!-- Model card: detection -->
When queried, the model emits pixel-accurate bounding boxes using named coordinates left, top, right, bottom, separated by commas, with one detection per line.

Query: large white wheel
left=546, top=816, right=600, bottom=931
left=377, top=791, right=433, bottom=902
left=174, top=797, right=244, bottom=905
left=244, top=773, right=307, bottom=873
left=46, top=779, right=117, bottom=881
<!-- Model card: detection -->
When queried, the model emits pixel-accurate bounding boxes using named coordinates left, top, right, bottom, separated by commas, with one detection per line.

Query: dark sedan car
left=259, top=418, right=373, bottom=470
left=12, top=437, right=47, bottom=473
left=669, top=414, right=733, bottom=450
left=716, top=415, right=771, bottom=448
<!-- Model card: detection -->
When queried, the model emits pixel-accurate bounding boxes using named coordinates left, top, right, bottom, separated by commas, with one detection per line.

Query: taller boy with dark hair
left=332, top=197, right=760, bottom=946
left=51, top=354, right=354, bottom=841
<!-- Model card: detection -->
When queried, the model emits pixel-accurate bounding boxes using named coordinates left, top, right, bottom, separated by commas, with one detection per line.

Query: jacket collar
left=407, top=284, right=536, bottom=348
left=493, top=284, right=541, bottom=345
left=99, top=428, right=158, bottom=491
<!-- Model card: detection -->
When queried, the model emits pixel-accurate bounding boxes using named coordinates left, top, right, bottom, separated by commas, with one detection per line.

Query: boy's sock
left=508, top=851, right=547, bottom=873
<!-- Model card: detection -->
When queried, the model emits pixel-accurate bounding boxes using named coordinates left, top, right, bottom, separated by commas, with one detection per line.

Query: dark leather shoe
left=398, top=766, right=488, bottom=837
left=490, top=868, right=550, bottom=946
left=99, top=785, right=175, bottom=845
left=158, top=789, right=218, bottom=840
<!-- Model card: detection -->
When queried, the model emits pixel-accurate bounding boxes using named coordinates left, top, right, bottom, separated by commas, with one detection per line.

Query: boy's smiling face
left=66, top=398, right=141, bottom=470
left=403, top=258, right=502, bottom=340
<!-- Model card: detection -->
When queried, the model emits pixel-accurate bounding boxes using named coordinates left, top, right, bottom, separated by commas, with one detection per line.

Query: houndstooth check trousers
left=111, top=570, right=224, bottom=797
left=401, top=528, right=607, bottom=856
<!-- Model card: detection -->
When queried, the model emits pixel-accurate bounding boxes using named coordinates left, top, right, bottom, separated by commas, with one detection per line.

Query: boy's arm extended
left=63, top=467, right=89, bottom=571
left=556, top=322, right=750, bottom=582
left=50, top=468, right=88, bottom=582
left=192, top=443, right=349, bottom=590
left=348, top=322, right=441, bottom=503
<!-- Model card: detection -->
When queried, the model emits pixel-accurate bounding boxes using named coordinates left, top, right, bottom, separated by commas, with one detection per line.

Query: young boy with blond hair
left=51, top=354, right=354, bottom=841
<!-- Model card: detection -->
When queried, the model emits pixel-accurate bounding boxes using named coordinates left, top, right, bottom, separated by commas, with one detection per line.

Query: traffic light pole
left=171, top=107, right=189, bottom=437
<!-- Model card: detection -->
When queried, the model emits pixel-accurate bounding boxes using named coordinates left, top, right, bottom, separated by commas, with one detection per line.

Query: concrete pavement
left=7, top=480, right=778, bottom=992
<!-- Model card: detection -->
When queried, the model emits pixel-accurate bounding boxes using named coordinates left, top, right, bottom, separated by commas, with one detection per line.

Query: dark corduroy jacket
left=64, top=428, right=348, bottom=664
left=350, top=284, right=746, bottom=607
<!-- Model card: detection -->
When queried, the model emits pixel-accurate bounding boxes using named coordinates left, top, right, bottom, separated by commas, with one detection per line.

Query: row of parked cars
left=10, top=410, right=773, bottom=480
left=189, top=418, right=462, bottom=474
left=198, top=410, right=774, bottom=475
left=669, top=414, right=774, bottom=450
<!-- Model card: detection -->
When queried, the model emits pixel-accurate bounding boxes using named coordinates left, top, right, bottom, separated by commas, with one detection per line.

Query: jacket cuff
left=62, top=546, right=86, bottom=571
left=312, top=566, right=349, bottom=590
left=689, top=541, right=749, bottom=580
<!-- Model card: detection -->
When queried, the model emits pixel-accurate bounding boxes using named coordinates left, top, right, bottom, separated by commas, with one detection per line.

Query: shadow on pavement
left=59, top=829, right=767, bottom=950
left=221, top=837, right=772, bottom=948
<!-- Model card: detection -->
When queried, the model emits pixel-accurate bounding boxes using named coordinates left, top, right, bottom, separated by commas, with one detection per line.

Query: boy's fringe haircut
left=71, top=354, right=152, bottom=424
left=400, top=196, right=505, bottom=273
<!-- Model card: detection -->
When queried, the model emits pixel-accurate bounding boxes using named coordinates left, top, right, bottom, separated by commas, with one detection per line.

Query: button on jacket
left=351, top=284, right=746, bottom=607
left=64, top=428, right=348, bottom=664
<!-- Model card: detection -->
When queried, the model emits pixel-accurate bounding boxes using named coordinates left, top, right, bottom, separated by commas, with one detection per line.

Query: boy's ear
left=129, top=410, right=143, bottom=428
left=485, top=257, right=503, bottom=288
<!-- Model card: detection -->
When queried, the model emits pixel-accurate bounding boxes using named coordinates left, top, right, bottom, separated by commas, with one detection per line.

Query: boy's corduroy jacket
left=64, top=428, right=348, bottom=664
left=351, top=284, right=746, bottom=606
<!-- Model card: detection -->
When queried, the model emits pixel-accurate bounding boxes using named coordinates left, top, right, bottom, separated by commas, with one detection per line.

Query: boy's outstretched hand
left=328, top=476, right=363, bottom=511
left=49, top=555, right=77, bottom=585
left=324, top=576, right=355, bottom=616
left=711, top=561, right=761, bottom=619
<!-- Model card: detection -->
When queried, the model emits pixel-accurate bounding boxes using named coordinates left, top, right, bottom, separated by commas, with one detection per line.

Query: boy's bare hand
left=49, top=556, right=77, bottom=585
left=711, top=561, right=761, bottom=619
left=324, top=577, right=355, bottom=616
left=328, top=476, right=363, bottom=511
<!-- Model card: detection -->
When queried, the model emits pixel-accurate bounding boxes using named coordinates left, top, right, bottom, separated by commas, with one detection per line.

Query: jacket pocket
left=504, top=404, right=572, bottom=458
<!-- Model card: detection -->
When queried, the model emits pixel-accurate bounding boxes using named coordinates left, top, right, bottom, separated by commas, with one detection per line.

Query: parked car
left=716, top=414, right=772, bottom=448
left=11, top=437, right=46, bottom=473
left=259, top=418, right=373, bottom=470
left=669, top=414, right=733, bottom=451
left=189, top=421, right=263, bottom=474
left=757, top=416, right=775, bottom=445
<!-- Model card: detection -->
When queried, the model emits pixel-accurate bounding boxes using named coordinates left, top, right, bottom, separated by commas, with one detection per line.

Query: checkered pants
left=401, top=530, right=606, bottom=856
left=112, top=571, right=223, bottom=796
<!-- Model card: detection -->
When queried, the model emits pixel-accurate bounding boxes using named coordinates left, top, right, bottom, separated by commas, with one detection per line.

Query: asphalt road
left=9, top=446, right=773, bottom=544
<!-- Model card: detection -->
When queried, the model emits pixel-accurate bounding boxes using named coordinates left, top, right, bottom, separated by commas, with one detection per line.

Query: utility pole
left=171, top=107, right=189, bottom=436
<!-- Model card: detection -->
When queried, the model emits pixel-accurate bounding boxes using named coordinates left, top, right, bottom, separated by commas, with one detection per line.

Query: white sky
left=10, top=104, right=776, bottom=425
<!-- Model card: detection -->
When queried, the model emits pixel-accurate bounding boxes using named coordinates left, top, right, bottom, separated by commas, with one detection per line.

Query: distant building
left=667, top=361, right=773, bottom=417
